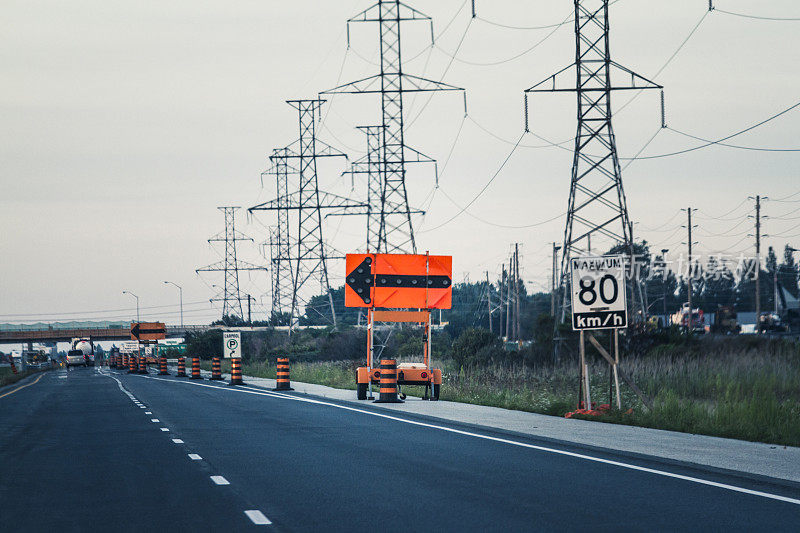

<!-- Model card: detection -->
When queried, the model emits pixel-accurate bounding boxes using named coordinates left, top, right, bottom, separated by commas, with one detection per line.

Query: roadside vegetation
left=0, top=366, right=49, bottom=388
left=188, top=326, right=800, bottom=447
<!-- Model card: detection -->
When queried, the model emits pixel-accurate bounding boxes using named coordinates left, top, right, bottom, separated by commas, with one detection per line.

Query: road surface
left=1, top=366, right=798, bottom=531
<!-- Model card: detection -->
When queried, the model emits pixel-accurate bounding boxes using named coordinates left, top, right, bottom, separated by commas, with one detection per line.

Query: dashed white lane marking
left=188, top=454, right=202, bottom=460
left=58, top=376, right=67, bottom=379
left=134, top=373, right=800, bottom=507
left=151, top=419, right=160, bottom=422
left=139, top=406, right=146, bottom=409
left=210, top=476, right=229, bottom=485
left=172, top=439, right=184, bottom=444
left=244, top=510, right=272, bottom=525
left=145, top=411, right=152, bottom=414
left=160, top=428, right=170, bottom=432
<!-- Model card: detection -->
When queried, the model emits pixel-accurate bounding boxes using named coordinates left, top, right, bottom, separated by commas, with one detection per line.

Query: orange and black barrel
left=128, top=354, right=137, bottom=373
left=176, top=357, right=187, bottom=377
left=228, top=358, right=243, bottom=386
left=190, top=357, right=202, bottom=380
left=113, top=355, right=119, bottom=369
left=273, top=357, right=293, bottom=391
left=158, top=355, right=169, bottom=376
left=138, top=355, right=148, bottom=374
left=374, top=359, right=403, bottom=403
left=210, top=357, right=223, bottom=380
left=123, top=354, right=129, bottom=370
left=10, top=360, right=18, bottom=374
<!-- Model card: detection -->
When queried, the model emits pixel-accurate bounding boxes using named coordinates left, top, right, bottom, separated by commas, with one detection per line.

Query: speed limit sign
left=570, top=255, right=627, bottom=330
left=222, top=331, right=242, bottom=359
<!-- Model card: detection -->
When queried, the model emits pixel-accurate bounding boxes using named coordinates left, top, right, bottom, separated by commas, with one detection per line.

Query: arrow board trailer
left=345, top=253, right=452, bottom=401
left=570, top=255, right=627, bottom=331
left=223, top=332, right=241, bottom=359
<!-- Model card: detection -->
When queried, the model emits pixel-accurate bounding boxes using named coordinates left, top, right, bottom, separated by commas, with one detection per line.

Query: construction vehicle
left=711, top=306, right=741, bottom=335
left=356, top=310, right=442, bottom=401
left=672, top=303, right=705, bottom=334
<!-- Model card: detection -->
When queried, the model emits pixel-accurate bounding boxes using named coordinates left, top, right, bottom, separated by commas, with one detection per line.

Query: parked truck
left=711, top=306, right=741, bottom=335
left=672, top=303, right=705, bottom=334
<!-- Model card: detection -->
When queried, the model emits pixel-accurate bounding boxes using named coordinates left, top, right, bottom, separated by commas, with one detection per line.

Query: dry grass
left=203, top=338, right=800, bottom=446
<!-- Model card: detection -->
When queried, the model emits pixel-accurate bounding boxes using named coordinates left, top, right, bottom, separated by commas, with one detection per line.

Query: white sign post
left=223, top=331, right=241, bottom=359
left=570, top=255, right=627, bottom=331
left=570, top=255, right=627, bottom=411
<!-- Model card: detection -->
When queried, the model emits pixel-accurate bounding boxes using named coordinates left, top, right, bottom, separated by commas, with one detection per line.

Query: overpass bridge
left=0, top=323, right=212, bottom=344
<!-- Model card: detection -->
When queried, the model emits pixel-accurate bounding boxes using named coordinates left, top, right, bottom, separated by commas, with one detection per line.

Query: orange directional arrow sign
left=345, top=253, right=452, bottom=309
left=131, top=322, right=166, bottom=341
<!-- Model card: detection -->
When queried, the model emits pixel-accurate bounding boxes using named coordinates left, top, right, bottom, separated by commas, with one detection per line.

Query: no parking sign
left=223, top=331, right=241, bottom=359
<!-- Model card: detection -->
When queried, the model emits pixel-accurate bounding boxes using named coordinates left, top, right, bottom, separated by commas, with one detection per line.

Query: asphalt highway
left=1, top=365, right=799, bottom=532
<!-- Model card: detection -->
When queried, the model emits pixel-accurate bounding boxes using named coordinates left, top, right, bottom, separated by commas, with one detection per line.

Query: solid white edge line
left=244, top=510, right=272, bottom=525
left=210, top=476, right=229, bottom=485
left=188, top=453, right=202, bottom=460
left=131, top=373, right=800, bottom=506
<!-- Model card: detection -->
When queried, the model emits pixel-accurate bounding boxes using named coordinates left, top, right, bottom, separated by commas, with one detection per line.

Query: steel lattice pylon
left=197, top=207, right=266, bottom=319
left=249, top=100, right=367, bottom=330
left=262, top=148, right=296, bottom=323
left=526, top=0, right=662, bottom=329
left=322, top=0, right=465, bottom=254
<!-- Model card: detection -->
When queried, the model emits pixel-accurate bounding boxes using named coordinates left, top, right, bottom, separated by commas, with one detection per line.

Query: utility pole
left=197, top=207, right=266, bottom=320
left=683, top=208, right=696, bottom=338
left=748, top=195, right=766, bottom=333
left=505, top=259, right=512, bottom=341
left=551, top=243, right=561, bottom=316
left=660, top=248, right=669, bottom=325
left=321, top=0, right=466, bottom=253
left=500, top=262, right=508, bottom=337
left=486, top=271, right=493, bottom=333
left=514, top=243, right=521, bottom=343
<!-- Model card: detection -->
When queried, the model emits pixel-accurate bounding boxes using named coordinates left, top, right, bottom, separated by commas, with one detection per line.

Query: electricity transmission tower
left=249, top=99, right=366, bottom=330
left=262, top=147, right=297, bottom=323
left=321, top=0, right=466, bottom=254
left=526, top=0, right=663, bottom=330
left=197, top=207, right=266, bottom=319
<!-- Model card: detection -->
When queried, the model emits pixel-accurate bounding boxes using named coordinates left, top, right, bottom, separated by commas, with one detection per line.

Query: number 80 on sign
left=570, top=255, right=628, bottom=331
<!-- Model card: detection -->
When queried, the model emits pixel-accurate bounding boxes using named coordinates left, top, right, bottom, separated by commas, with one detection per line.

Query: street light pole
left=164, top=281, right=183, bottom=328
left=122, top=291, right=140, bottom=322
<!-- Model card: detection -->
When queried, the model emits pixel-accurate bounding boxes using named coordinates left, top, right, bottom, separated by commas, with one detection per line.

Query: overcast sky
left=2, top=0, right=799, bottom=327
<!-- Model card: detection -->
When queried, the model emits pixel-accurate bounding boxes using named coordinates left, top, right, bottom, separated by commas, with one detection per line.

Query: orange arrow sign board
left=345, top=253, right=452, bottom=309
left=130, top=322, right=166, bottom=341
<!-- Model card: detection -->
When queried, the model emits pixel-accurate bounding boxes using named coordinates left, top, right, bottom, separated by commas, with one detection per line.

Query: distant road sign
left=345, top=253, right=452, bottom=309
left=130, top=322, right=166, bottom=341
left=223, top=331, right=241, bottom=359
left=570, top=255, right=627, bottom=330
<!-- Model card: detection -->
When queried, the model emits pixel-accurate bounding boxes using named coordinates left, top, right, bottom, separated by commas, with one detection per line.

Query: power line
left=714, top=8, right=800, bottom=22
left=668, top=126, right=800, bottom=152
left=434, top=11, right=569, bottom=67
left=629, top=100, right=800, bottom=160
left=420, top=130, right=525, bottom=232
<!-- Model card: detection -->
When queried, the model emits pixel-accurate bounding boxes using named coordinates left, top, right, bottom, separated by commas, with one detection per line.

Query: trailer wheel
left=432, top=384, right=440, bottom=401
left=357, top=383, right=367, bottom=400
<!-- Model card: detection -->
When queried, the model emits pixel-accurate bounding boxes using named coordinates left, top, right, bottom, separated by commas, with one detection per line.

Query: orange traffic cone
left=273, top=357, right=293, bottom=391
left=374, top=359, right=403, bottom=403
left=210, top=357, right=223, bottom=380
left=190, top=357, right=201, bottom=380
left=176, top=357, right=187, bottom=377
left=228, top=358, right=243, bottom=386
